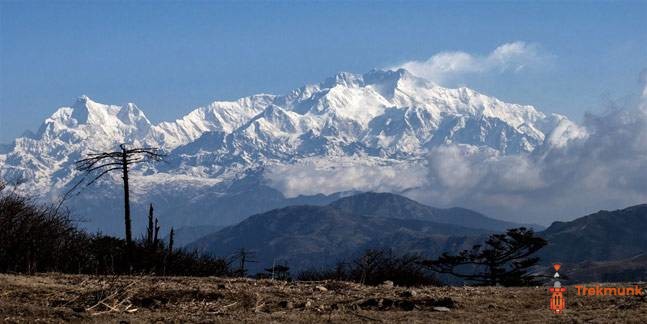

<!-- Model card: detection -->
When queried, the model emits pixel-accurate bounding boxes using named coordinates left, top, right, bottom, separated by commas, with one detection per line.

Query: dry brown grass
left=1, top=273, right=646, bottom=323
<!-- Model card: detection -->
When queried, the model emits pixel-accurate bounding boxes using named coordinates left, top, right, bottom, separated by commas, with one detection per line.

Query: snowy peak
left=37, top=95, right=152, bottom=142
left=69, top=95, right=92, bottom=123
left=148, top=94, right=275, bottom=149
left=362, top=68, right=415, bottom=99
left=69, top=95, right=150, bottom=127
left=320, top=69, right=416, bottom=91
left=322, top=71, right=364, bottom=88
left=117, top=103, right=149, bottom=127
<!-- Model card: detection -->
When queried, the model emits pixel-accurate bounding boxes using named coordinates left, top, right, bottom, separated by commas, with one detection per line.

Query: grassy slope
left=1, top=274, right=645, bottom=323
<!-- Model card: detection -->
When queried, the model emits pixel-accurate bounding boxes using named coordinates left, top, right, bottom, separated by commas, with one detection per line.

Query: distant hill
left=565, top=254, right=647, bottom=283
left=539, top=204, right=647, bottom=263
left=187, top=204, right=487, bottom=273
left=185, top=193, right=537, bottom=273
left=329, top=192, right=542, bottom=231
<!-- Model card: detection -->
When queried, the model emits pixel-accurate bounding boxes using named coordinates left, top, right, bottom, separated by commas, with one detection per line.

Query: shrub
left=0, top=182, right=230, bottom=276
left=0, top=184, right=84, bottom=273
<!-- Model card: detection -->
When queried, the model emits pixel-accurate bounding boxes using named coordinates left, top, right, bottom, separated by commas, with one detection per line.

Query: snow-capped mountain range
left=0, top=69, right=585, bottom=234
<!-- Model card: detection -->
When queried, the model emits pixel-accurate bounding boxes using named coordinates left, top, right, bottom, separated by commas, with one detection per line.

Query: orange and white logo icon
left=549, top=263, right=566, bottom=314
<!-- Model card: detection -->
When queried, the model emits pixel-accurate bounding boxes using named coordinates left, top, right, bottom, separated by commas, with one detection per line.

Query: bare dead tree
left=264, top=262, right=290, bottom=281
left=232, top=248, right=257, bottom=277
left=163, top=227, right=175, bottom=277
left=146, top=204, right=155, bottom=248
left=167, top=227, right=175, bottom=255
left=153, top=217, right=160, bottom=248
left=144, top=203, right=162, bottom=251
left=74, top=144, right=165, bottom=249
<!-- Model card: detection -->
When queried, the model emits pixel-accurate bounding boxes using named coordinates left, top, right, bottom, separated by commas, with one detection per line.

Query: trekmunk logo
left=549, top=263, right=566, bottom=314
left=548, top=263, right=645, bottom=314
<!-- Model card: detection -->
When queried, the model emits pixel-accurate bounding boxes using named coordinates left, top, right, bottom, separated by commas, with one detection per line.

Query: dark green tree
left=423, top=228, right=547, bottom=286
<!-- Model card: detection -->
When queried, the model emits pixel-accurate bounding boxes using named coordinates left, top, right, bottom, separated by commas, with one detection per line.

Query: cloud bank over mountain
left=391, top=42, right=549, bottom=84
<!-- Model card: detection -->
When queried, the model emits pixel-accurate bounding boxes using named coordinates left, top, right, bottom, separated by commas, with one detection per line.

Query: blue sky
left=1, top=1, right=646, bottom=143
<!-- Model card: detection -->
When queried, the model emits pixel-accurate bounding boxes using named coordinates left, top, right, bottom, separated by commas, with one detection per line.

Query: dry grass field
left=1, top=273, right=646, bottom=323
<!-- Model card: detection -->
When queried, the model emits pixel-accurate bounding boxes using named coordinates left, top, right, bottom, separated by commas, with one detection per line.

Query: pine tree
left=423, top=227, right=547, bottom=286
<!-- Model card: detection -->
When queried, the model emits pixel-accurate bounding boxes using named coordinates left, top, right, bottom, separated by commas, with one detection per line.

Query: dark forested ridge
left=539, top=204, right=647, bottom=263
left=185, top=195, right=518, bottom=273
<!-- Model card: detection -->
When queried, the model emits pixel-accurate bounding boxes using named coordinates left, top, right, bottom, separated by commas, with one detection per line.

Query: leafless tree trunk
left=121, top=145, right=133, bottom=247
left=167, top=228, right=174, bottom=255
left=73, top=144, right=165, bottom=264
left=146, top=204, right=154, bottom=248
left=233, top=248, right=257, bottom=277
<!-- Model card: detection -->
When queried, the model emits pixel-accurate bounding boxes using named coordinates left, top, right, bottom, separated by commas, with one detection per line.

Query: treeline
left=297, top=227, right=547, bottom=287
left=0, top=182, right=229, bottom=276
left=297, top=249, right=441, bottom=287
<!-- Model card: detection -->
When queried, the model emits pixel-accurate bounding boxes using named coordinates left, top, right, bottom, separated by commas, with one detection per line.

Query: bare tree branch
left=85, top=167, right=122, bottom=187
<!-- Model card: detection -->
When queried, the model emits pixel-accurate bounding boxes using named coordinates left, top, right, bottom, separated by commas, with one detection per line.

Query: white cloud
left=264, top=158, right=428, bottom=198
left=392, top=42, right=547, bottom=83
left=415, top=83, right=647, bottom=224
